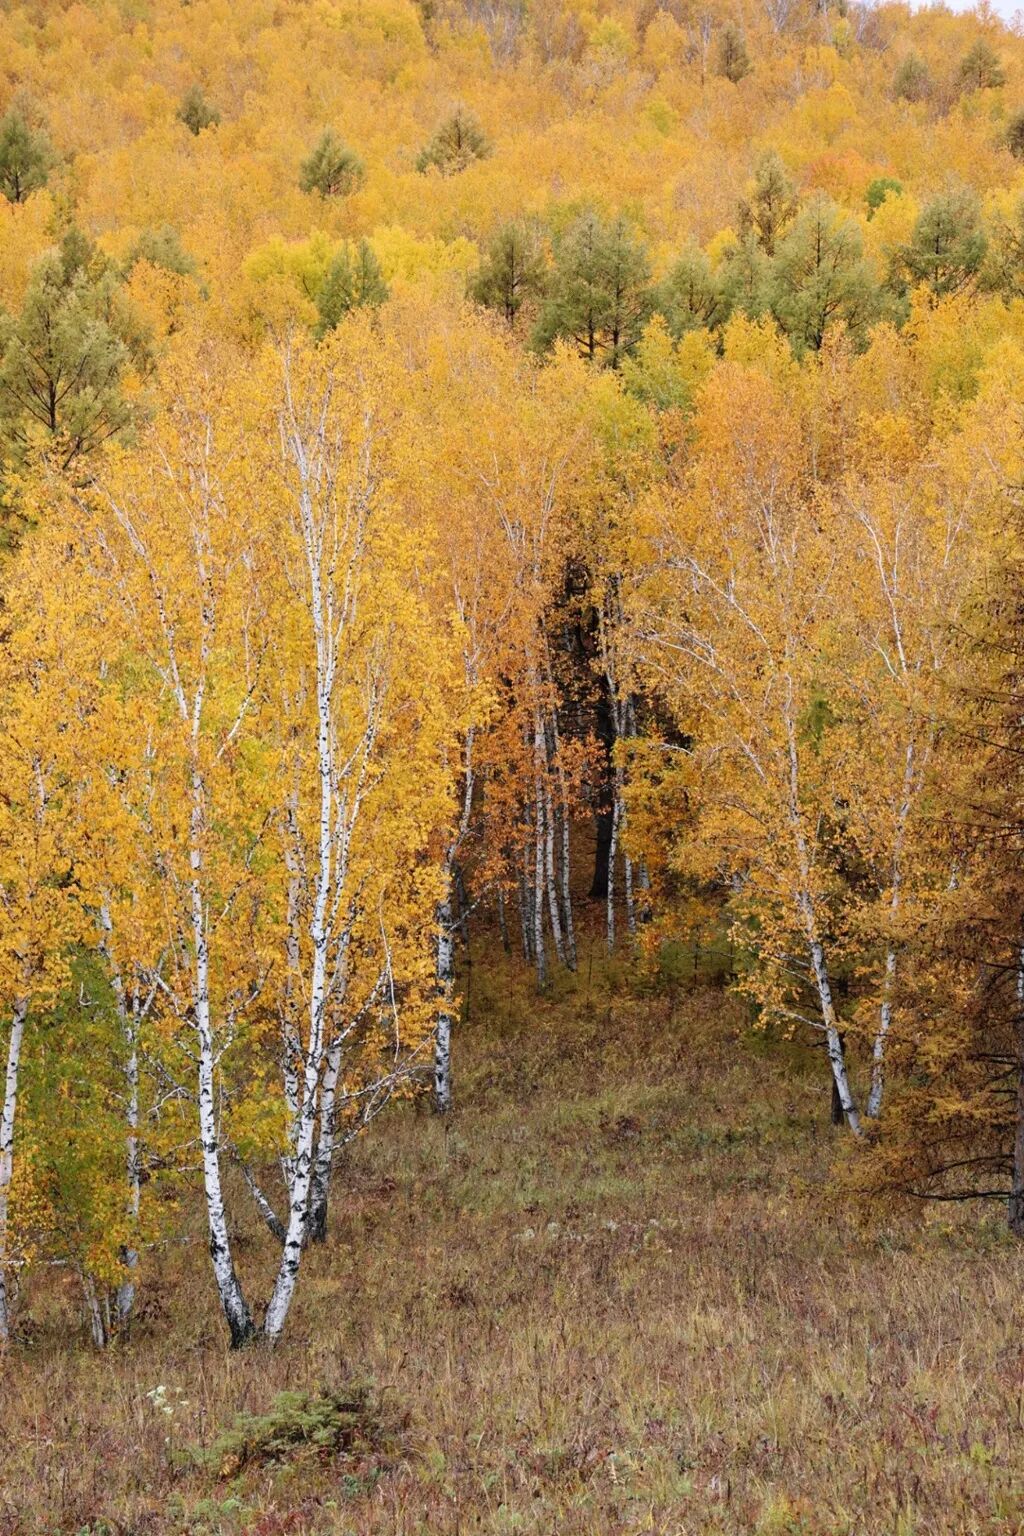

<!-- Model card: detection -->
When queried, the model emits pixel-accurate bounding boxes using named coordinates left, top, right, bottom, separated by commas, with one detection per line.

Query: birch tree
left=259, top=325, right=452, bottom=1279
left=67, top=338, right=276, bottom=1346
left=833, top=419, right=977, bottom=1118
left=629, top=334, right=862, bottom=1129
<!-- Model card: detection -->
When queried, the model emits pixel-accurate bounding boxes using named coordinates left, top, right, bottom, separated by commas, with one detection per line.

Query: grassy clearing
left=2, top=946, right=1023, bottom=1535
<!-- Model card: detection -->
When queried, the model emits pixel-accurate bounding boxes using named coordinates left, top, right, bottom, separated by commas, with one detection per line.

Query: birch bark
left=0, top=998, right=28, bottom=1343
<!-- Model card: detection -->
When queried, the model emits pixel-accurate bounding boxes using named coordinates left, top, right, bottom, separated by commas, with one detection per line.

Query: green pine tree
left=124, top=225, right=198, bottom=279
left=957, top=37, right=1005, bottom=93
left=894, top=188, right=987, bottom=300
left=768, top=196, right=882, bottom=353
left=315, top=240, right=388, bottom=336
left=416, top=108, right=490, bottom=175
left=467, top=221, right=546, bottom=326
left=658, top=247, right=730, bottom=336
left=0, top=227, right=152, bottom=469
left=0, top=108, right=55, bottom=204
left=532, top=211, right=653, bottom=368
left=738, top=151, right=798, bottom=256
left=299, top=130, right=365, bottom=198
left=718, top=234, right=772, bottom=320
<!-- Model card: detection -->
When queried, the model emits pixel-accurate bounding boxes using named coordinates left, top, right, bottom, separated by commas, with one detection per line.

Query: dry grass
left=3, top=944, right=1024, bottom=1535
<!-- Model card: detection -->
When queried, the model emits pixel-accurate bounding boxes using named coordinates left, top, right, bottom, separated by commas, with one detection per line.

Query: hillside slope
left=2, top=957, right=1023, bottom=1536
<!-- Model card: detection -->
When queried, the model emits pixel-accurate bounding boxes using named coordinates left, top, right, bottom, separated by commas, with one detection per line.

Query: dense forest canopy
left=3, top=0, right=1024, bottom=1364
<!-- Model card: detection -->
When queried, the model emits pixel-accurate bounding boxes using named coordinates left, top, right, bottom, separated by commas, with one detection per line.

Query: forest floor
left=3, top=942, right=1024, bottom=1536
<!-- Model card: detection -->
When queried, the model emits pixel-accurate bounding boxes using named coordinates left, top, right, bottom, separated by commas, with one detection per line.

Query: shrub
left=201, top=1385, right=403, bottom=1479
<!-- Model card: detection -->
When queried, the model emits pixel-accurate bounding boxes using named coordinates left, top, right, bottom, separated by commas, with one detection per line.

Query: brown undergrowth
left=2, top=944, right=1023, bottom=1535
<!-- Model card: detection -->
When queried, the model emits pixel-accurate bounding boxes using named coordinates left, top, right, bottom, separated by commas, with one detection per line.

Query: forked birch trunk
left=787, top=716, right=860, bottom=1135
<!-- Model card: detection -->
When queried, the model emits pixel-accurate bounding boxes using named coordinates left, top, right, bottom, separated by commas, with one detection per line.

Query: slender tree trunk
left=624, top=850, right=636, bottom=938
left=558, top=807, right=577, bottom=970
left=867, top=741, right=916, bottom=1120
left=786, top=713, right=860, bottom=1135
left=0, top=998, right=28, bottom=1344
left=606, top=791, right=621, bottom=953
left=191, top=773, right=255, bottom=1349
left=279, top=801, right=303, bottom=1200
left=546, top=711, right=577, bottom=971
left=81, top=1272, right=109, bottom=1349
left=1010, top=949, right=1024, bottom=1237
left=866, top=947, right=896, bottom=1120
left=263, top=635, right=335, bottom=1338
left=116, top=994, right=141, bottom=1325
left=434, top=892, right=455, bottom=1115
left=432, top=735, right=475, bottom=1116
left=517, top=858, right=533, bottom=963
left=808, top=936, right=860, bottom=1135
left=263, top=991, right=322, bottom=1339
left=532, top=771, right=547, bottom=988
left=591, top=806, right=614, bottom=902
left=307, top=1035, right=341, bottom=1243
left=239, top=1158, right=286, bottom=1244
left=589, top=670, right=615, bottom=901
left=497, top=886, right=510, bottom=953
left=99, top=911, right=142, bottom=1329
left=543, top=776, right=567, bottom=968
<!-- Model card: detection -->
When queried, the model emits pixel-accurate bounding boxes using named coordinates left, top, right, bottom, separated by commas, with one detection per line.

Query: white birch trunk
left=543, top=774, right=567, bottom=968
left=191, top=770, right=255, bottom=1348
left=81, top=1271, right=109, bottom=1349
left=115, top=994, right=141, bottom=1325
left=263, top=542, right=335, bottom=1339
left=533, top=782, right=547, bottom=988
left=308, top=1031, right=343, bottom=1241
left=239, top=1158, right=286, bottom=1243
left=517, top=860, right=533, bottom=963
left=866, top=947, right=896, bottom=1121
left=98, top=907, right=141, bottom=1327
left=432, top=729, right=474, bottom=1116
left=606, top=791, right=621, bottom=954
left=866, top=741, right=916, bottom=1120
left=545, top=709, right=576, bottom=971
left=0, top=997, right=28, bottom=1344
left=434, top=894, right=455, bottom=1115
left=497, top=886, right=510, bottom=953
left=279, top=800, right=303, bottom=1201
left=808, top=933, right=860, bottom=1136
left=786, top=712, right=860, bottom=1135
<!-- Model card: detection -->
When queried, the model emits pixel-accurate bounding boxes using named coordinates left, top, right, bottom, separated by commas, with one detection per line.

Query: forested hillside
left=4, top=0, right=1024, bottom=1523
